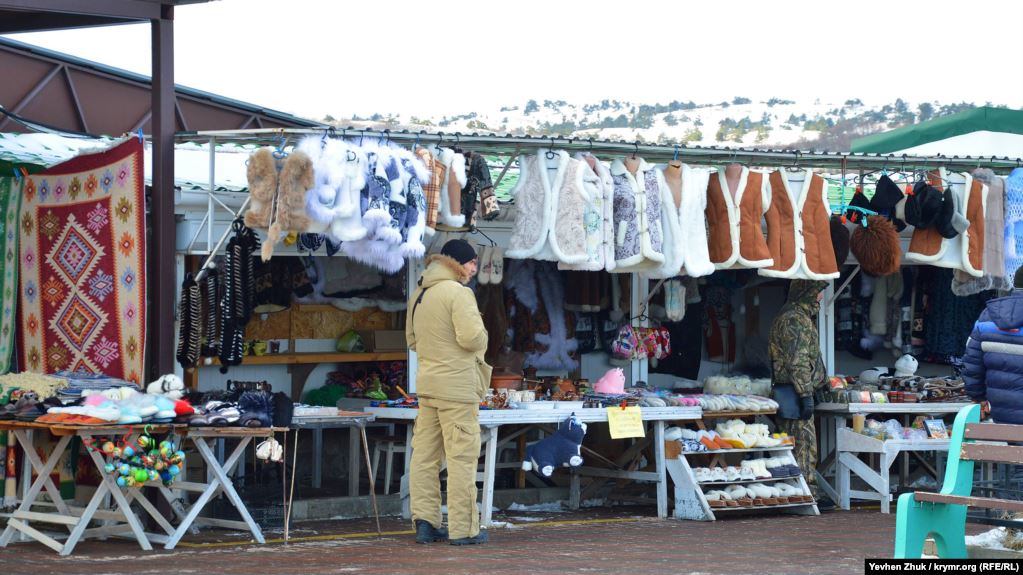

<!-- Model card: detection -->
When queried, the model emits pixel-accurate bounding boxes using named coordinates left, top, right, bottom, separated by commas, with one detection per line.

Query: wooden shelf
left=210, top=351, right=407, bottom=366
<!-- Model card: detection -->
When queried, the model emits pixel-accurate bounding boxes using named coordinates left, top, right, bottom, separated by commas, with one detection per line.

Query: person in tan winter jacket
left=406, top=239, right=490, bottom=545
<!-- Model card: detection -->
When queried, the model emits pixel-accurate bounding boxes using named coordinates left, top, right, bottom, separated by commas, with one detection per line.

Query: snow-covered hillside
left=331, top=98, right=985, bottom=151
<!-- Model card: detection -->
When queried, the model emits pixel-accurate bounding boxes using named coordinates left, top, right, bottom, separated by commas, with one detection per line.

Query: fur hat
left=894, top=354, right=918, bottom=377
left=904, top=181, right=944, bottom=229
left=845, top=190, right=872, bottom=225
left=870, top=175, right=906, bottom=231
left=830, top=216, right=850, bottom=266
left=850, top=215, right=901, bottom=277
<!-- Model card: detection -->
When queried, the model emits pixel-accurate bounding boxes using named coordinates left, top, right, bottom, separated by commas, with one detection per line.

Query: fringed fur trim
left=426, top=254, right=471, bottom=283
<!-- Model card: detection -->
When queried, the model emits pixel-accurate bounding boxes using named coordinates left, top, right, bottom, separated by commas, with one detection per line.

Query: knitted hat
left=830, top=216, right=850, bottom=266
left=850, top=216, right=901, bottom=277
left=904, top=182, right=944, bottom=229
left=441, top=239, right=478, bottom=265
left=1014, top=265, right=1023, bottom=289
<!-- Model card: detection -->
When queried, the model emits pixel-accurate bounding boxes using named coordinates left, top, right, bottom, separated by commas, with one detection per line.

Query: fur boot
left=244, top=148, right=277, bottom=228
left=850, top=215, right=901, bottom=277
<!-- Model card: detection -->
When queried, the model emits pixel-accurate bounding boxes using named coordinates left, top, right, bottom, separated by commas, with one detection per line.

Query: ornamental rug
left=17, top=138, right=145, bottom=384
left=0, top=177, right=20, bottom=374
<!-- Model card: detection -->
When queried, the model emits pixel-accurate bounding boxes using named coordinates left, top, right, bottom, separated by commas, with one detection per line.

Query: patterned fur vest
left=642, top=166, right=684, bottom=279
left=905, top=168, right=987, bottom=277
left=559, top=152, right=613, bottom=272
left=507, top=150, right=593, bottom=265
left=759, top=169, right=840, bottom=280
left=705, top=166, right=773, bottom=270
left=610, top=157, right=665, bottom=272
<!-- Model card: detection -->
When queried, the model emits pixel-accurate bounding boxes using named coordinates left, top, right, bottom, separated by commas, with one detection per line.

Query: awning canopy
left=851, top=106, right=1023, bottom=157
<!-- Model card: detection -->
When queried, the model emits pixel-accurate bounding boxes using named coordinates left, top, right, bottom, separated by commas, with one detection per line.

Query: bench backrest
left=939, top=404, right=981, bottom=498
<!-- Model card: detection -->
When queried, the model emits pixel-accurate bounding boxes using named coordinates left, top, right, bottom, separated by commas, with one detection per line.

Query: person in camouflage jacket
left=769, top=279, right=830, bottom=504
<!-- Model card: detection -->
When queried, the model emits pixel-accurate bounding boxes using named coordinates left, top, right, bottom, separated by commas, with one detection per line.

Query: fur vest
left=293, top=137, right=369, bottom=239
left=559, top=152, right=612, bottom=272
left=905, top=168, right=987, bottom=277
left=433, top=147, right=467, bottom=229
left=398, top=154, right=430, bottom=258
left=610, top=157, right=665, bottom=271
left=705, top=166, right=773, bottom=269
left=507, top=150, right=592, bottom=265
left=676, top=164, right=715, bottom=277
left=642, top=166, right=684, bottom=279
left=759, top=169, right=840, bottom=280
left=415, top=147, right=443, bottom=236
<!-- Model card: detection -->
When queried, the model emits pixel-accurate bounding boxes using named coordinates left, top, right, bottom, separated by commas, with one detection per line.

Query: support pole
left=150, top=7, right=176, bottom=381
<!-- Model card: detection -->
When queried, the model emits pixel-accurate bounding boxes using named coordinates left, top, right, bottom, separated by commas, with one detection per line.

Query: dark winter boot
left=415, top=520, right=448, bottom=544
left=449, top=529, right=488, bottom=546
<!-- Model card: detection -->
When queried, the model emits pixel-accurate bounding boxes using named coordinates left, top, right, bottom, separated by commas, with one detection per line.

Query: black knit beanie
left=441, top=239, right=478, bottom=265
left=1014, top=265, right=1023, bottom=290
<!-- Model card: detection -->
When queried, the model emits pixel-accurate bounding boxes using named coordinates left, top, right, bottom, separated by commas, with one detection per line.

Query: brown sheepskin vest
left=705, top=169, right=772, bottom=268
left=907, top=172, right=946, bottom=258
left=762, top=171, right=838, bottom=279
left=965, top=176, right=986, bottom=274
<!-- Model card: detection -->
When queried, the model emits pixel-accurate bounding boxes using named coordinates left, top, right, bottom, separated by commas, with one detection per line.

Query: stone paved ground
left=0, top=507, right=985, bottom=575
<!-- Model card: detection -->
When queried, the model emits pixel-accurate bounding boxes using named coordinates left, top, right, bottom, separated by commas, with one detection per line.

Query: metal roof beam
left=176, top=128, right=1023, bottom=173
left=0, top=1, right=162, bottom=21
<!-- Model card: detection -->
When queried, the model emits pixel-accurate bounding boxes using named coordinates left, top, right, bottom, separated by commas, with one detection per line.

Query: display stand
left=666, top=443, right=819, bottom=520
left=835, top=428, right=950, bottom=514
left=815, top=402, right=968, bottom=509
left=665, top=410, right=818, bottom=520
left=367, top=405, right=702, bottom=527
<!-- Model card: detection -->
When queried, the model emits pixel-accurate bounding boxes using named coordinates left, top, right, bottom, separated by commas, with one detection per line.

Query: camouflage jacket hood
left=768, top=280, right=828, bottom=395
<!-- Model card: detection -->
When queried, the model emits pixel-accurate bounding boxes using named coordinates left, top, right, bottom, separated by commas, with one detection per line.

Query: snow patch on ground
left=507, top=501, right=566, bottom=512
left=909, top=475, right=938, bottom=490
left=966, top=527, right=1010, bottom=551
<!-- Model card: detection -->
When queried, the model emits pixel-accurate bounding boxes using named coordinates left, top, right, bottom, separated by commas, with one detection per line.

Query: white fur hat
left=894, top=354, right=919, bottom=377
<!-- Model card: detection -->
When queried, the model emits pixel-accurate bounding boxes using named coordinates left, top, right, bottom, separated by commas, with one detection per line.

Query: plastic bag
left=884, top=419, right=904, bottom=440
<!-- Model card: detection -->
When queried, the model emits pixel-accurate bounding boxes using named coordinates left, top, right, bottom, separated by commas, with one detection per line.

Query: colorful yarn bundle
left=89, top=429, right=185, bottom=488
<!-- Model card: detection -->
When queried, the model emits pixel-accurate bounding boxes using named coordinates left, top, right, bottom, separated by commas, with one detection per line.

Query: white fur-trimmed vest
left=326, top=145, right=369, bottom=242
left=610, top=158, right=665, bottom=272
left=434, top=147, right=467, bottom=229
left=642, top=166, right=684, bottom=279
left=759, top=169, right=840, bottom=280
left=559, top=152, right=612, bottom=272
left=905, top=168, right=987, bottom=276
left=705, top=167, right=773, bottom=269
left=507, top=150, right=591, bottom=265
left=677, top=164, right=715, bottom=277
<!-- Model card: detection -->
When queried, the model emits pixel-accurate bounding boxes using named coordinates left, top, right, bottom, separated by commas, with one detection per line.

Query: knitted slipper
left=477, top=245, right=492, bottom=285
left=489, top=247, right=504, bottom=284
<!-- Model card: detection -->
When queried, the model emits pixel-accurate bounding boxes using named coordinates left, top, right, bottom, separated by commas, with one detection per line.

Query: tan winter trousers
left=409, top=397, right=481, bottom=539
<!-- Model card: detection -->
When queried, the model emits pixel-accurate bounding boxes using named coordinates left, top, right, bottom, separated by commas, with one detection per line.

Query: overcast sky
left=8, top=0, right=1023, bottom=120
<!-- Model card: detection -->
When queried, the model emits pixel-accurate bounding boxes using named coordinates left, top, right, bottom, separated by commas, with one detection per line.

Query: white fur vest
left=433, top=147, right=467, bottom=229
left=610, top=158, right=665, bottom=272
left=507, top=150, right=591, bottom=265
left=559, top=152, right=612, bottom=272
left=758, top=169, right=840, bottom=280
left=677, top=164, right=715, bottom=277
left=905, top=168, right=987, bottom=277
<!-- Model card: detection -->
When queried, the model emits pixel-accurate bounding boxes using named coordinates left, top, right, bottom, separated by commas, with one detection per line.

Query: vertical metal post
left=208, top=136, right=215, bottom=253
left=150, top=7, right=176, bottom=380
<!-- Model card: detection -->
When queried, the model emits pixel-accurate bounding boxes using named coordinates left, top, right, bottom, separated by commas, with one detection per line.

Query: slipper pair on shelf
left=188, top=391, right=273, bottom=427
left=0, top=392, right=58, bottom=422
left=693, top=465, right=753, bottom=483
left=704, top=481, right=814, bottom=508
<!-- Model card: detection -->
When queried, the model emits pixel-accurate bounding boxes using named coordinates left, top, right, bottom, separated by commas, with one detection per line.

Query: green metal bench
left=895, top=404, right=1023, bottom=558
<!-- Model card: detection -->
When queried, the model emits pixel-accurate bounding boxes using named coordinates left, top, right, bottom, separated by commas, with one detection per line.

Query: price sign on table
left=607, top=407, right=645, bottom=439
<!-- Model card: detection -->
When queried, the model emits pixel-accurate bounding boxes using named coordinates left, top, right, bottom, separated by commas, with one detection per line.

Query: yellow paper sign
left=606, top=406, right=645, bottom=439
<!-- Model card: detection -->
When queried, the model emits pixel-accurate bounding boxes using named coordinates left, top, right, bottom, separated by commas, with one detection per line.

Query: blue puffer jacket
left=962, top=294, right=1023, bottom=424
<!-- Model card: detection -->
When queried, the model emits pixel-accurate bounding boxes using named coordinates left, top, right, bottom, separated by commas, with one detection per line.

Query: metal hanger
left=544, top=135, right=560, bottom=157
left=631, top=141, right=639, bottom=159
left=472, top=227, right=496, bottom=247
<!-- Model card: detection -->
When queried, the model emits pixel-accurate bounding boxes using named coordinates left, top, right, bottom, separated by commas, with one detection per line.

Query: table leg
left=0, top=434, right=72, bottom=547
left=654, top=421, right=667, bottom=519
left=401, top=423, right=413, bottom=520
left=481, top=426, right=498, bottom=529
left=313, top=428, right=323, bottom=489
left=360, top=425, right=381, bottom=535
left=13, top=430, right=72, bottom=516
left=348, top=428, right=360, bottom=496
left=82, top=445, right=152, bottom=553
